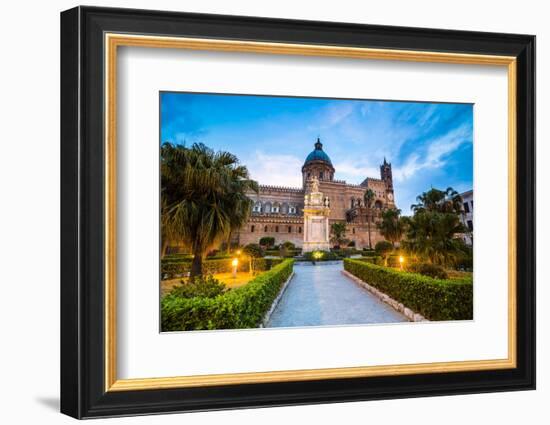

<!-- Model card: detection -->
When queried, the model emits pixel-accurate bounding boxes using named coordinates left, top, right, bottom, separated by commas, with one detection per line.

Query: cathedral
left=236, top=138, right=396, bottom=250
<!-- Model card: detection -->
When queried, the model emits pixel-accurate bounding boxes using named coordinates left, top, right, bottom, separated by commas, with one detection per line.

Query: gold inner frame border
left=104, top=33, right=517, bottom=392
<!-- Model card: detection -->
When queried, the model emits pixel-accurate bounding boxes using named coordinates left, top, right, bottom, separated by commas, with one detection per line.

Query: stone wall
left=236, top=215, right=305, bottom=247
left=237, top=175, right=396, bottom=250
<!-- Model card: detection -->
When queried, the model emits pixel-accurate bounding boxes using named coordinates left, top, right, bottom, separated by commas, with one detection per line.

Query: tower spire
left=315, top=137, right=323, bottom=150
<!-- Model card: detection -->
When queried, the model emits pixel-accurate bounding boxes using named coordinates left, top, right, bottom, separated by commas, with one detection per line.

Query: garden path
left=266, top=261, right=407, bottom=327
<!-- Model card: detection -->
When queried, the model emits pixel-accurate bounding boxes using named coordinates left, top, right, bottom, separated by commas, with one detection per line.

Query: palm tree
left=161, top=142, right=258, bottom=278
left=378, top=208, right=405, bottom=248
left=402, top=210, right=465, bottom=265
left=404, top=186, right=467, bottom=266
left=330, top=222, right=348, bottom=248
left=363, top=189, right=375, bottom=249
left=411, top=187, right=462, bottom=214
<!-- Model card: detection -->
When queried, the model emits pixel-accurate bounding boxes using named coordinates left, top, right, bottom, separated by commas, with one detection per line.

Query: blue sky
left=160, top=92, right=473, bottom=216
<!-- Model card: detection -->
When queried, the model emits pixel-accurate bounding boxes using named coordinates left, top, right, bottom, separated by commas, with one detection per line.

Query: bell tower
left=380, top=157, right=393, bottom=189
left=380, top=158, right=395, bottom=206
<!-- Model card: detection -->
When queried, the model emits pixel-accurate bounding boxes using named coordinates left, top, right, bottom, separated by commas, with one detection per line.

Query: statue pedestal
left=302, top=179, right=331, bottom=252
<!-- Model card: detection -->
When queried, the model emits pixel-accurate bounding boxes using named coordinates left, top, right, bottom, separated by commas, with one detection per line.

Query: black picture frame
left=61, top=5, right=535, bottom=419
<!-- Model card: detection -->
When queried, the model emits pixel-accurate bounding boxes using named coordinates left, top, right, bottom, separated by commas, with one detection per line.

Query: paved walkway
left=266, top=262, right=407, bottom=328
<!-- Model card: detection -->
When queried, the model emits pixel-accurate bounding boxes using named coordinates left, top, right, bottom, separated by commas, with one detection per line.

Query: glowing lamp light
left=399, top=256, right=404, bottom=264
left=313, top=251, right=323, bottom=260
left=231, top=258, right=239, bottom=278
left=236, top=250, right=241, bottom=256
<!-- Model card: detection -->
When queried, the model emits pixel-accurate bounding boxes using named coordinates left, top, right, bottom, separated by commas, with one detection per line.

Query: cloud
left=393, top=124, right=472, bottom=181
left=246, top=151, right=303, bottom=188
left=307, top=102, right=355, bottom=131
left=332, top=160, right=380, bottom=181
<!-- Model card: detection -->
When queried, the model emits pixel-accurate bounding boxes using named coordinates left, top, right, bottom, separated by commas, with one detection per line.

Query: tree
left=161, top=142, right=258, bottom=278
left=378, top=208, right=406, bottom=248
left=403, top=186, right=466, bottom=266
left=375, top=240, right=393, bottom=266
left=363, top=189, right=375, bottom=249
left=330, top=222, right=349, bottom=248
left=411, top=187, right=463, bottom=214
left=259, top=236, right=275, bottom=248
left=243, top=243, right=263, bottom=274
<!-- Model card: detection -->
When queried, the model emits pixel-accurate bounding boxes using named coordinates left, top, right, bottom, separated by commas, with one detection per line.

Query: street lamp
left=231, top=258, right=239, bottom=278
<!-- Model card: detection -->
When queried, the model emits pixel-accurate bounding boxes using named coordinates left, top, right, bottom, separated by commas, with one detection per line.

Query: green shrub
left=375, top=240, right=393, bottom=256
left=281, top=241, right=296, bottom=250
left=161, top=258, right=249, bottom=279
left=302, top=250, right=341, bottom=261
left=343, top=259, right=472, bottom=321
left=168, top=275, right=226, bottom=299
left=357, top=255, right=383, bottom=265
left=330, top=248, right=361, bottom=258
left=252, top=257, right=284, bottom=271
left=161, top=259, right=294, bottom=331
left=361, top=249, right=378, bottom=257
left=387, top=254, right=402, bottom=268
left=259, top=236, right=275, bottom=248
left=279, top=241, right=297, bottom=258
left=243, top=243, right=263, bottom=259
left=406, top=262, right=449, bottom=279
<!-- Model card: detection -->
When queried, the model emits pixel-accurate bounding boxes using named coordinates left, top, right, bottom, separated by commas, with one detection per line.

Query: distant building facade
left=236, top=138, right=397, bottom=249
left=459, top=189, right=473, bottom=246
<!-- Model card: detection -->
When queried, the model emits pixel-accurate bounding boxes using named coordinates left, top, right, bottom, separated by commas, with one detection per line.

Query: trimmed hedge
left=331, top=248, right=363, bottom=258
left=301, top=250, right=342, bottom=261
left=406, top=262, right=449, bottom=279
left=162, top=257, right=284, bottom=279
left=161, top=259, right=294, bottom=331
left=357, top=255, right=383, bottom=265
left=251, top=257, right=284, bottom=271
left=161, top=258, right=249, bottom=278
left=344, top=259, right=472, bottom=321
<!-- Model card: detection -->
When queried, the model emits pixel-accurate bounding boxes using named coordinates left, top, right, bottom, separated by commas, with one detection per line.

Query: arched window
left=264, top=225, right=268, bottom=232
left=352, top=227, right=356, bottom=234
left=272, top=203, right=280, bottom=213
left=298, top=227, right=302, bottom=234
left=375, top=200, right=383, bottom=209
left=281, top=203, right=289, bottom=214
left=288, top=226, right=292, bottom=233
left=350, top=198, right=355, bottom=208
left=275, top=226, right=279, bottom=233
left=319, top=171, right=324, bottom=180
left=252, top=202, right=262, bottom=213
left=251, top=225, right=255, bottom=233
left=288, top=205, right=296, bottom=214
left=264, top=202, right=272, bottom=213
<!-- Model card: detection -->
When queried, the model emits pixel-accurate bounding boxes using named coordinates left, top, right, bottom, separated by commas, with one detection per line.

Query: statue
left=310, top=176, right=320, bottom=193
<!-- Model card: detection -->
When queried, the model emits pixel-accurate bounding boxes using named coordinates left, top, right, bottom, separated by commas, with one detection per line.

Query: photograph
left=159, top=92, right=474, bottom=331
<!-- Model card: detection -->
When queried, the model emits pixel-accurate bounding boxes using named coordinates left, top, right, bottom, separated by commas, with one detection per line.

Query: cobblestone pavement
left=266, top=262, right=407, bottom=328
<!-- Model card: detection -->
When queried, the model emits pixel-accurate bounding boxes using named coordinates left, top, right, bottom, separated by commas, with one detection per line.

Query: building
left=459, top=189, right=474, bottom=246
left=236, top=138, right=397, bottom=250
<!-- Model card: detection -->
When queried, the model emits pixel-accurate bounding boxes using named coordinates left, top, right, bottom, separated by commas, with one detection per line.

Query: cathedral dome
left=304, top=138, right=332, bottom=165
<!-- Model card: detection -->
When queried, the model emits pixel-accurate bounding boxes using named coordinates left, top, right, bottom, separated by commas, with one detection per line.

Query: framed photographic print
left=60, top=6, right=535, bottom=419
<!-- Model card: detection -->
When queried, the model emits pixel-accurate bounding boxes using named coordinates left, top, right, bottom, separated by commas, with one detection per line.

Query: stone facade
left=459, top=190, right=473, bottom=246
left=235, top=138, right=397, bottom=249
